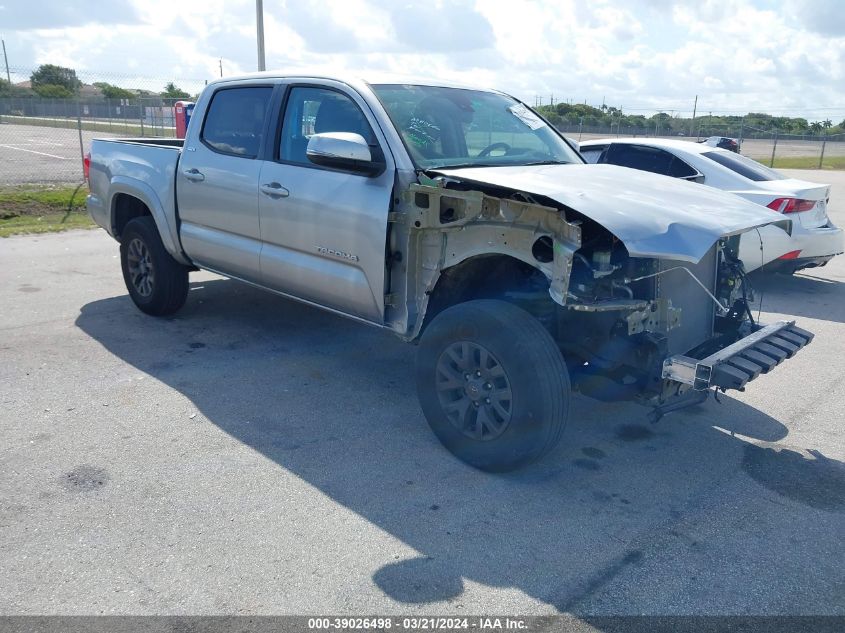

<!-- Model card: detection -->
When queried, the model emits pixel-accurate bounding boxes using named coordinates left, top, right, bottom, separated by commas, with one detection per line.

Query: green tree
left=162, top=82, right=190, bottom=99
left=32, top=83, right=74, bottom=98
left=93, top=82, right=135, bottom=99
left=0, top=79, right=32, bottom=97
left=30, top=64, right=81, bottom=97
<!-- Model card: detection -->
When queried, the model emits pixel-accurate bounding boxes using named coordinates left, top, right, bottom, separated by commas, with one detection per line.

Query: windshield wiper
left=427, top=162, right=500, bottom=170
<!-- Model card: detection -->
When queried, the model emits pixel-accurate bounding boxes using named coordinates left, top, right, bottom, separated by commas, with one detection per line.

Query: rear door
left=257, top=83, right=395, bottom=323
left=177, top=82, right=276, bottom=281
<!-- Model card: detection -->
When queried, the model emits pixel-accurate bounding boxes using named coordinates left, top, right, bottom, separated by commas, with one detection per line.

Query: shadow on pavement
left=76, top=278, right=845, bottom=615
left=750, top=270, right=845, bottom=323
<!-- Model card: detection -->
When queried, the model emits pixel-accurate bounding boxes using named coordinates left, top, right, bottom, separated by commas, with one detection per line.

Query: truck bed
left=98, top=137, right=184, bottom=149
left=87, top=137, right=184, bottom=261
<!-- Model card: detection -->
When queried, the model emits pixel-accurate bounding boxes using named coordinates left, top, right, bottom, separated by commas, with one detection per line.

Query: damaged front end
left=386, top=169, right=813, bottom=416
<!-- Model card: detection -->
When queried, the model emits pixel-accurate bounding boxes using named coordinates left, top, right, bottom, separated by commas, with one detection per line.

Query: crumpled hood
left=433, top=163, right=791, bottom=263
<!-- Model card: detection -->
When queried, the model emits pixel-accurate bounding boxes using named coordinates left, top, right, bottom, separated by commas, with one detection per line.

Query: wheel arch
left=415, top=253, right=555, bottom=340
left=108, top=178, right=190, bottom=266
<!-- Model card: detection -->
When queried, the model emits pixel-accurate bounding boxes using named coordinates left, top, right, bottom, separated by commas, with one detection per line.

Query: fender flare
left=108, top=177, right=191, bottom=266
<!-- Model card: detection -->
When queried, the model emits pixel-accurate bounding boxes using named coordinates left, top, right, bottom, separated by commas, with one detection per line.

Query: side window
left=201, top=86, right=273, bottom=158
left=580, top=146, right=607, bottom=164
left=666, top=156, right=698, bottom=178
left=603, top=144, right=676, bottom=175
left=279, top=87, right=377, bottom=165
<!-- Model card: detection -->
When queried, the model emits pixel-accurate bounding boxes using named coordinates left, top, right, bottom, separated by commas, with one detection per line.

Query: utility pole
left=689, top=95, right=698, bottom=137
left=256, top=0, right=266, bottom=71
left=219, top=58, right=223, bottom=77
left=1, top=40, right=10, bottom=83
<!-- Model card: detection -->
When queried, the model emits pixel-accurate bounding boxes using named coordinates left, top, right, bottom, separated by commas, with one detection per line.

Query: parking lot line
left=0, top=143, right=74, bottom=160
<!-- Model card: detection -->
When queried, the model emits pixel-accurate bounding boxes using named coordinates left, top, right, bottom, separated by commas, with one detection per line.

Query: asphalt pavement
left=1, top=170, right=843, bottom=616
left=0, top=123, right=120, bottom=185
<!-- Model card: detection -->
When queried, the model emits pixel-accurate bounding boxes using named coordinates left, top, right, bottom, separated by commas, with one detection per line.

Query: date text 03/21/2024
left=307, top=617, right=528, bottom=630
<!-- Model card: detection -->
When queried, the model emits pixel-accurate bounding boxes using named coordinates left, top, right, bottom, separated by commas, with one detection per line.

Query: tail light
left=83, top=152, right=91, bottom=183
left=766, top=198, right=816, bottom=214
left=778, top=250, right=802, bottom=260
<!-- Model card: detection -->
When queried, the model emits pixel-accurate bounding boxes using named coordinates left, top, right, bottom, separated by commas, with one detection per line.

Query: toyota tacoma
left=86, top=73, right=813, bottom=471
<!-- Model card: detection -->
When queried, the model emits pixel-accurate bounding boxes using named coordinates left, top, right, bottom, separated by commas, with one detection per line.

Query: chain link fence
left=571, top=126, right=845, bottom=169
left=1, top=65, right=843, bottom=186
left=0, top=95, right=192, bottom=185
left=0, top=66, right=207, bottom=186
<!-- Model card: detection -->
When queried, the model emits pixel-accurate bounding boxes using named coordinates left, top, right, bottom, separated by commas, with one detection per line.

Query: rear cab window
left=702, top=150, right=784, bottom=182
left=201, top=86, right=274, bottom=158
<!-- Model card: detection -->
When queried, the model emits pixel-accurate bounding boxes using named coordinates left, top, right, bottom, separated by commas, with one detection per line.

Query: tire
left=416, top=299, right=570, bottom=472
left=120, top=216, right=189, bottom=316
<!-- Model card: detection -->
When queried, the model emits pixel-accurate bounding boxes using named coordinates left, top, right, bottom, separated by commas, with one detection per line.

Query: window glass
left=201, top=87, right=273, bottom=158
left=602, top=144, right=675, bottom=175
left=703, top=150, right=784, bottom=181
left=580, top=146, right=606, bottom=164
left=599, top=144, right=699, bottom=178
left=279, top=87, right=376, bottom=164
left=666, top=156, right=698, bottom=178
left=372, top=84, right=582, bottom=169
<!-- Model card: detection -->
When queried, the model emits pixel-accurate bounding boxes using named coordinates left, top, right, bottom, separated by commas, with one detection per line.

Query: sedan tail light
left=778, top=250, right=802, bottom=260
left=83, top=152, right=91, bottom=183
left=766, top=198, right=816, bottom=214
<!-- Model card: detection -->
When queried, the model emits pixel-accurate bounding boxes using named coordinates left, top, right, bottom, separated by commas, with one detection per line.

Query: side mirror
left=306, top=132, right=384, bottom=176
left=565, top=136, right=579, bottom=152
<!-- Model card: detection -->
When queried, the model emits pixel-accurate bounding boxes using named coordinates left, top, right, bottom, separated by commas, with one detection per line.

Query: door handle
left=260, top=182, right=290, bottom=198
left=183, top=168, right=205, bottom=182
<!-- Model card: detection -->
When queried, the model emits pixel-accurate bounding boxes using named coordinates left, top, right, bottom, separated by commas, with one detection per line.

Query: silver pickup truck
left=87, top=72, right=813, bottom=471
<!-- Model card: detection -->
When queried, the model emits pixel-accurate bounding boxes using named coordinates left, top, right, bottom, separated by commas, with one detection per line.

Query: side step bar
left=662, top=321, right=814, bottom=391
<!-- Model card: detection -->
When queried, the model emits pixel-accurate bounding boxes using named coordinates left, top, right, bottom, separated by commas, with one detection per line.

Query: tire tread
left=120, top=216, right=189, bottom=316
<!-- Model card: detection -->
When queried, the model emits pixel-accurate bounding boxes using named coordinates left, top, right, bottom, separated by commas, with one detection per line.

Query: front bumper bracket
left=662, top=321, right=814, bottom=391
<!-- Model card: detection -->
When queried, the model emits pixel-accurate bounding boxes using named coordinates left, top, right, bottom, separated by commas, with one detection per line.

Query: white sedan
left=579, top=138, right=843, bottom=273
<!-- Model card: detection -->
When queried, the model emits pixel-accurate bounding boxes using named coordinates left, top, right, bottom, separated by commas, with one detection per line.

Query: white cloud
left=2, top=0, right=844, bottom=118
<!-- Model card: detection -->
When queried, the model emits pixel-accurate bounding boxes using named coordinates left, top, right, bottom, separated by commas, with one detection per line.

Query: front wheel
left=120, top=216, right=189, bottom=316
left=416, top=300, right=570, bottom=472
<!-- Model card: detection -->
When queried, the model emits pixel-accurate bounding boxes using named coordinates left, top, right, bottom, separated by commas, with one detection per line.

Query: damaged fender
left=388, top=182, right=581, bottom=339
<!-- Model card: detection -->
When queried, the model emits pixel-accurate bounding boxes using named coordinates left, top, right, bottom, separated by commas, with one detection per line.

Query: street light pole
left=689, top=94, right=697, bottom=137
left=256, top=0, right=266, bottom=71
left=2, top=40, right=10, bottom=83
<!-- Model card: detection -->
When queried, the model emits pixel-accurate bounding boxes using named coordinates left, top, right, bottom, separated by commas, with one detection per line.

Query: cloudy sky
left=2, top=0, right=844, bottom=118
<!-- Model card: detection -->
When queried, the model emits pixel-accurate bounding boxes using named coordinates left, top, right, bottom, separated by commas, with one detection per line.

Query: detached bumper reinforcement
left=662, top=321, right=814, bottom=391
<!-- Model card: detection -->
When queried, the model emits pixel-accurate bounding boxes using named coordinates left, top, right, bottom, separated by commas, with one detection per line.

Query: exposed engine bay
left=390, top=172, right=811, bottom=415
left=552, top=225, right=756, bottom=407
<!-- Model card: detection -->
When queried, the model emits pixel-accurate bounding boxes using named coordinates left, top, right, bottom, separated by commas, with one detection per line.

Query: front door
left=258, top=84, right=394, bottom=323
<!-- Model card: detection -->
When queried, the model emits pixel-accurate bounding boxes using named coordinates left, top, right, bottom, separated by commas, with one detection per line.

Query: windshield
left=703, top=150, right=784, bottom=182
left=371, top=84, right=582, bottom=170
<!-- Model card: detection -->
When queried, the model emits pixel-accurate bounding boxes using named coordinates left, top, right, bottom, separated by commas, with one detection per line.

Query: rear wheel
left=120, top=216, right=189, bottom=316
left=416, top=299, right=570, bottom=472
